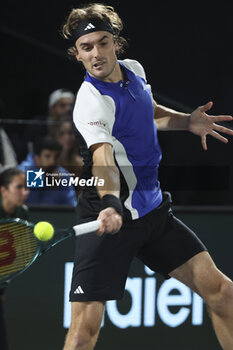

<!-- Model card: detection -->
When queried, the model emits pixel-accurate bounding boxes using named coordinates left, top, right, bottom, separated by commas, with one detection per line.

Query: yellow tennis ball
left=34, top=221, right=54, bottom=241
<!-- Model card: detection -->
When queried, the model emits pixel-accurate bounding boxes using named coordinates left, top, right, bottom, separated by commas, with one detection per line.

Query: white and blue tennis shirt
left=73, top=59, right=162, bottom=220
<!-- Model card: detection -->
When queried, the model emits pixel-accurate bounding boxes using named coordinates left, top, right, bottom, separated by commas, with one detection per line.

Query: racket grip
left=73, top=220, right=101, bottom=236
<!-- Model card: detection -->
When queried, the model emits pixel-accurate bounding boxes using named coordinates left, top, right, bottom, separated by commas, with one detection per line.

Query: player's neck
left=106, top=61, right=124, bottom=83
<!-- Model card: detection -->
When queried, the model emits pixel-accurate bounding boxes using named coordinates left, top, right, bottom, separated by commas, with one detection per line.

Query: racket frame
left=0, top=218, right=41, bottom=286
left=0, top=218, right=100, bottom=286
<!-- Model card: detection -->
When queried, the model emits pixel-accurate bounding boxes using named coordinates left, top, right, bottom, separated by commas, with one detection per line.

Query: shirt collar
left=84, top=60, right=132, bottom=88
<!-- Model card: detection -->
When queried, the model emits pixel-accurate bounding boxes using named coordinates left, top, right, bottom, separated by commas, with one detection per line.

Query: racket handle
left=73, top=220, right=101, bottom=236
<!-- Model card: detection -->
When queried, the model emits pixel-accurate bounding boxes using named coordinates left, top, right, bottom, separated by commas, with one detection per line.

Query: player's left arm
left=153, top=99, right=233, bottom=150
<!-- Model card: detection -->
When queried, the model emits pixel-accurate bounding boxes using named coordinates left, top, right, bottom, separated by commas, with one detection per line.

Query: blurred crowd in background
left=0, top=88, right=84, bottom=207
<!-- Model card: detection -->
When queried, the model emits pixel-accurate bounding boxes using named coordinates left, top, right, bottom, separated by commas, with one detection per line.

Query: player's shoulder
left=75, top=81, right=104, bottom=112
left=120, top=59, right=146, bottom=81
left=76, top=81, right=114, bottom=107
left=74, top=81, right=115, bottom=122
left=76, top=80, right=101, bottom=101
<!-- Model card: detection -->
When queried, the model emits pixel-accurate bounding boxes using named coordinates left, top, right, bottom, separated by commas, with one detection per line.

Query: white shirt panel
left=73, top=81, right=116, bottom=148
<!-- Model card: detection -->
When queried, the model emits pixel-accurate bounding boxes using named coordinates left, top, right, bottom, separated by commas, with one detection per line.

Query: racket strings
left=0, top=222, right=38, bottom=279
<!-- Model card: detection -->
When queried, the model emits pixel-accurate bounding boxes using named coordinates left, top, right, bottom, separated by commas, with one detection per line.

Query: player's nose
left=93, top=45, right=101, bottom=58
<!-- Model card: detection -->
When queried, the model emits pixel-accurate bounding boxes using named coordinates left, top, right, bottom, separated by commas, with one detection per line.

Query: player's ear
left=74, top=47, right=82, bottom=62
left=113, top=38, right=120, bottom=55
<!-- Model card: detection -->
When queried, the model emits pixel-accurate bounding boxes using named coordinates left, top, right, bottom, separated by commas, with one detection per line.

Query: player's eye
left=82, top=45, right=91, bottom=52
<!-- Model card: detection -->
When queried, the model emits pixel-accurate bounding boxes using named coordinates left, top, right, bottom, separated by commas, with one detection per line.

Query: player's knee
left=68, top=308, right=102, bottom=349
left=74, top=329, right=92, bottom=349
left=68, top=324, right=96, bottom=349
left=65, top=301, right=104, bottom=349
left=208, top=277, right=233, bottom=316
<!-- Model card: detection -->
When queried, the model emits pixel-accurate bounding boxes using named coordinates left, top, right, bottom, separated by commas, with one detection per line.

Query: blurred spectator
left=0, top=97, right=18, bottom=170
left=0, top=167, right=29, bottom=350
left=0, top=128, right=17, bottom=171
left=18, top=136, right=77, bottom=206
left=49, top=114, right=83, bottom=195
left=1, top=91, right=75, bottom=163
left=24, top=88, right=75, bottom=155
left=0, top=97, right=26, bottom=164
left=48, top=89, right=75, bottom=118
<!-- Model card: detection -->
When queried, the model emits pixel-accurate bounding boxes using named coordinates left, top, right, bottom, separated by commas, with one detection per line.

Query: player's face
left=75, top=31, right=120, bottom=82
left=2, top=174, right=29, bottom=207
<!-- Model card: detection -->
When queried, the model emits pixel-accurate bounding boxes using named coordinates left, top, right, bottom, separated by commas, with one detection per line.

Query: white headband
left=48, top=89, right=75, bottom=107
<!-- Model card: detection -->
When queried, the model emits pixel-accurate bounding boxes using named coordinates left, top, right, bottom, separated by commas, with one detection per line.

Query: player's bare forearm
left=91, top=143, right=120, bottom=199
left=93, top=163, right=120, bottom=199
left=153, top=99, right=233, bottom=150
left=153, top=100, right=190, bottom=131
left=91, top=143, right=122, bottom=235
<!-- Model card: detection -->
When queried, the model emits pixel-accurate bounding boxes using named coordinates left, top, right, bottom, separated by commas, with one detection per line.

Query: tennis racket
left=0, top=218, right=100, bottom=286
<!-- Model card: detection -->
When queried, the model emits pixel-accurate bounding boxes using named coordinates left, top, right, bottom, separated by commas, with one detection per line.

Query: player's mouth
left=93, top=60, right=106, bottom=70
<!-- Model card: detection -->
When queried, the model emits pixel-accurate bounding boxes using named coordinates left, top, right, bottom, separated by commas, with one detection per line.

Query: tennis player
left=62, top=4, right=233, bottom=350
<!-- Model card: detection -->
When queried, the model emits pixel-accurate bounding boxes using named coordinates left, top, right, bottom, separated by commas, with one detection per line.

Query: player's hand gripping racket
left=0, top=218, right=100, bottom=286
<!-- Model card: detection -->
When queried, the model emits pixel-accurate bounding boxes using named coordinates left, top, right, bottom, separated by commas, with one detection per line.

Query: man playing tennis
left=62, top=3, right=233, bottom=350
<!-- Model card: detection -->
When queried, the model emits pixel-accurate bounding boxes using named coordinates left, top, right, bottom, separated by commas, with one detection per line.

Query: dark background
left=1, top=1, right=233, bottom=205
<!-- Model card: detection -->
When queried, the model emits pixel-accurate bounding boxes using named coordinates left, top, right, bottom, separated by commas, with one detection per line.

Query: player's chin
left=91, top=68, right=108, bottom=80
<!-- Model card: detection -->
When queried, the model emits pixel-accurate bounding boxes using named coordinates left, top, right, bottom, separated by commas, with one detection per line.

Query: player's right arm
left=73, top=83, right=123, bottom=234
left=91, top=142, right=123, bottom=235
